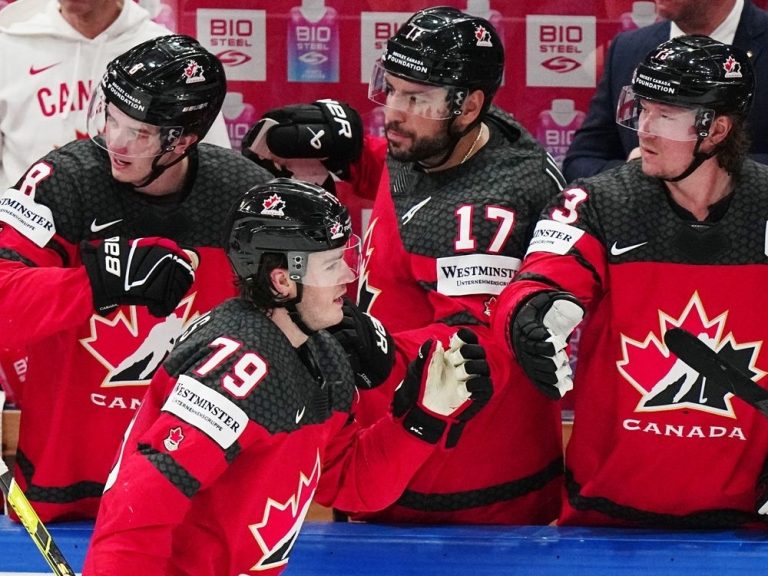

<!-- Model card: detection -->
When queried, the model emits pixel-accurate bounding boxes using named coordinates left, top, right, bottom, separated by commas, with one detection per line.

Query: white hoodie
left=0, top=0, right=231, bottom=189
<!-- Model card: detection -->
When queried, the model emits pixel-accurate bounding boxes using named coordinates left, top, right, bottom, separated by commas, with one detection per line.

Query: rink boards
left=1, top=516, right=767, bottom=575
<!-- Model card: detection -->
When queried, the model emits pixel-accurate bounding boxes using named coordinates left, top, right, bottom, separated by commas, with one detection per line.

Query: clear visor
left=301, top=234, right=361, bottom=287
left=616, top=86, right=713, bottom=141
left=86, top=82, right=184, bottom=158
left=368, top=60, right=455, bottom=120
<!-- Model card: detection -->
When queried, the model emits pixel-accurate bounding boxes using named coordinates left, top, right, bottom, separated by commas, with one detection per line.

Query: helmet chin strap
left=285, top=283, right=317, bottom=336
left=416, top=116, right=461, bottom=172
left=416, top=116, right=475, bottom=172
left=663, top=137, right=715, bottom=183
left=133, top=148, right=191, bottom=189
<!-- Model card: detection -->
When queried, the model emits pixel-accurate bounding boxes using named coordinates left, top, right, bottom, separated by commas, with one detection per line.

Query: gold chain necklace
left=421, top=123, right=486, bottom=173
left=459, top=123, right=485, bottom=165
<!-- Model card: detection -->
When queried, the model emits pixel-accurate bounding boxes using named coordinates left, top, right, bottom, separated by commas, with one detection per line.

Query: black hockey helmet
left=631, top=35, right=754, bottom=117
left=374, top=6, right=504, bottom=114
left=90, top=34, right=226, bottom=151
left=226, top=178, right=358, bottom=286
left=616, top=35, right=754, bottom=181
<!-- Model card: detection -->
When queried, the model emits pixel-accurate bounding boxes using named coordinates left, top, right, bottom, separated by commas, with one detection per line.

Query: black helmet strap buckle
left=287, top=252, right=307, bottom=281
left=133, top=147, right=189, bottom=189
left=286, top=286, right=317, bottom=336
left=695, top=109, right=715, bottom=139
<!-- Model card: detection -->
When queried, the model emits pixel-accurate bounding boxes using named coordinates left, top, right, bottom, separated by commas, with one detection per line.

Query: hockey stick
left=0, top=458, right=75, bottom=576
left=664, top=327, right=768, bottom=418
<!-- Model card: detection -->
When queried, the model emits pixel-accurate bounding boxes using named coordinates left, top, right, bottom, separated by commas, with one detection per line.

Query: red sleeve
left=0, top=225, right=94, bottom=346
left=315, top=409, right=436, bottom=512
left=345, top=135, right=388, bottom=201
left=84, top=368, right=266, bottom=576
left=491, top=187, right=610, bottom=356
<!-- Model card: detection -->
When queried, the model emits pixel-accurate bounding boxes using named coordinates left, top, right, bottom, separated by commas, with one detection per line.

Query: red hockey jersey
left=351, top=108, right=567, bottom=524
left=493, top=160, right=768, bottom=528
left=0, top=140, right=270, bottom=521
left=84, top=299, right=437, bottom=576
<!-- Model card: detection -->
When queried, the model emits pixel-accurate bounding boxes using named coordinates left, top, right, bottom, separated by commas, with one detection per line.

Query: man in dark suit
left=563, top=0, right=768, bottom=182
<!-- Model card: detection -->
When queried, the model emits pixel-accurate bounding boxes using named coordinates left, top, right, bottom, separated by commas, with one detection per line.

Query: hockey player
left=241, top=96, right=386, bottom=300
left=83, top=178, right=492, bottom=576
left=243, top=7, right=567, bottom=524
left=0, top=0, right=231, bottom=190
left=493, top=36, right=768, bottom=527
left=0, top=35, right=270, bottom=522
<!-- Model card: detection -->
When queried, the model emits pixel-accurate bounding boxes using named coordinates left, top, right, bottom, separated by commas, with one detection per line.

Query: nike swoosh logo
left=91, top=218, right=123, bottom=233
left=29, top=62, right=61, bottom=75
left=610, top=241, right=648, bottom=256
left=295, top=406, right=306, bottom=424
left=401, top=196, right=432, bottom=225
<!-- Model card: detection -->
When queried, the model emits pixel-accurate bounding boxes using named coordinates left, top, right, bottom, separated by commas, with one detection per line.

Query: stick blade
left=664, top=327, right=768, bottom=417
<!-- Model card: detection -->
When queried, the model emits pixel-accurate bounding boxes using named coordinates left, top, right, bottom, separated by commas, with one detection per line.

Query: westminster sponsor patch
left=437, top=254, right=520, bottom=296
left=0, top=188, right=55, bottom=247
left=162, top=374, right=248, bottom=449
left=526, top=220, right=584, bottom=255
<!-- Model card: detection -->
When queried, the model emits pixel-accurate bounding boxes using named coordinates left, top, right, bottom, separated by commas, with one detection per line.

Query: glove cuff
left=401, top=407, right=448, bottom=445
left=81, top=242, right=119, bottom=316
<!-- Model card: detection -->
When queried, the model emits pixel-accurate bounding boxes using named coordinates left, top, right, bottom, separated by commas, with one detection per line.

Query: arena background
left=134, top=0, right=768, bottom=163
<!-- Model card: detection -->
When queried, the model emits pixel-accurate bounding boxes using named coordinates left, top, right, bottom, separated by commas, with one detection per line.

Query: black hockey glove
left=242, top=99, right=363, bottom=180
left=392, top=329, right=492, bottom=448
left=82, top=236, right=197, bottom=318
left=326, top=299, right=395, bottom=389
left=511, top=291, right=584, bottom=400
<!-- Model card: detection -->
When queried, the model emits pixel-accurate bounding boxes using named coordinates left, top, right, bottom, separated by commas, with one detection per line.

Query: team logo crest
left=618, top=292, right=765, bottom=418
left=261, top=194, right=286, bottom=217
left=248, top=453, right=321, bottom=571
left=183, top=60, right=206, bottom=84
left=723, top=55, right=743, bottom=78
left=329, top=221, right=344, bottom=240
left=483, top=296, right=497, bottom=318
left=474, top=25, right=493, bottom=47
left=163, top=426, right=185, bottom=451
left=80, top=296, right=198, bottom=395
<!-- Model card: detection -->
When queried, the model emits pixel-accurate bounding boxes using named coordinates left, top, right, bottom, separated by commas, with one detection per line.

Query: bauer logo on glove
left=327, top=298, right=394, bottom=390
left=82, top=236, right=197, bottom=317
left=242, top=99, right=363, bottom=181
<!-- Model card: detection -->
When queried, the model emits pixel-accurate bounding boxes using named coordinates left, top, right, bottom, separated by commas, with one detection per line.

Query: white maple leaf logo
left=248, top=452, right=321, bottom=571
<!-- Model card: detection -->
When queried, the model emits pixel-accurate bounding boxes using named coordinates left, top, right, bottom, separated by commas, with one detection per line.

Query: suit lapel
left=734, top=1, right=767, bottom=62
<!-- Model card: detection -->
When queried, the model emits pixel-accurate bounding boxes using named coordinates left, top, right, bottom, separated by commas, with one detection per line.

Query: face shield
left=368, top=60, right=457, bottom=120
left=293, top=234, right=361, bottom=287
left=86, top=79, right=185, bottom=158
left=616, top=86, right=715, bottom=141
